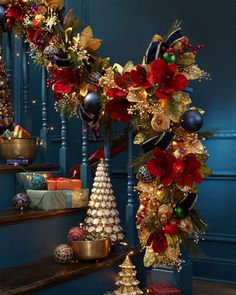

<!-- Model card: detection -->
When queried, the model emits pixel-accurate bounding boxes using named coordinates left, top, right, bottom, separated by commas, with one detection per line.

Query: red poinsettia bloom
left=174, top=153, right=203, bottom=187
left=115, top=72, right=132, bottom=89
left=52, top=68, right=78, bottom=95
left=6, top=2, right=26, bottom=23
left=130, top=65, right=151, bottom=88
left=146, top=229, right=168, bottom=253
left=147, top=59, right=188, bottom=100
left=147, top=147, right=176, bottom=185
left=26, top=28, right=43, bottom=46
left=106, top=88, right=130, bottom=122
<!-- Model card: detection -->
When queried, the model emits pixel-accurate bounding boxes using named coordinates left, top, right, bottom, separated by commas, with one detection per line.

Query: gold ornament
left=0, top=0, right=11, bottom=5
left=151, top=113, right=170, bottom=132
left=45, top=0, right=64, bottom=10
left=99, top=67, right=116, bottom=94
left=179, top=217, right=194, bottom=234
left=158, top=204, right=173, bottom=224
left=35, top=14, right=46, bottom=26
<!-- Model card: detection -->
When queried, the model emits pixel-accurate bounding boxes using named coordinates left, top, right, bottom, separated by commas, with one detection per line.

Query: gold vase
left=70, top=239, right=111, bottom=261
left=0, top=138, right=38, bottom=163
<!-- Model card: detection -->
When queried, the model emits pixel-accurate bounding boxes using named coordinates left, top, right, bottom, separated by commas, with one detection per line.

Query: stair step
left=0, top=248, right=140, bottom=295
left=0, top=207, right=87, bottom=226
left=0, top=163, right=60, bottom=174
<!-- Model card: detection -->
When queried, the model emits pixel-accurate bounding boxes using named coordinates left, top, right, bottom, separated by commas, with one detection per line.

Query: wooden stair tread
left=0, top=249, right=140, bottom=295
left=0, top=207, right=87, bottom=226
left=0, top=163, right=60, bottom=174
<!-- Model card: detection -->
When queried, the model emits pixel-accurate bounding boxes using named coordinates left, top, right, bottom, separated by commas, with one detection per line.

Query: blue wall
left=7, top=0, right=236, bottom=284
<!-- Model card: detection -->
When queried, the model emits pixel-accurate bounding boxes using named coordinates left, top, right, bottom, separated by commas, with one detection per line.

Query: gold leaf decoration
left=80, top=26, right=102, bottom=51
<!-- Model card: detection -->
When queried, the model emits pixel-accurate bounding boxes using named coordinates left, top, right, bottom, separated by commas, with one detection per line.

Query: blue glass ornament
left=44, top=45, right=59, bottom=62
left=84, top=92, right=101, bottom=115
left=89, top=72, right=101, bottom=85
left=12, top=193, right=30, bottom=211
left=30, top=174, right=47, bottom=190
left=0, top=6, right=6, bottom=26
left=181, top=110, right=203, bottom=132
left=136, top=165, right=154, bottom=183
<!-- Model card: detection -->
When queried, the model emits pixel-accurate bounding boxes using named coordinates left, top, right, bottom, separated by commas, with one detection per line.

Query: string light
left=32, top=99, right=37, bottom=104
left=16, top=53, right=20, bottom=57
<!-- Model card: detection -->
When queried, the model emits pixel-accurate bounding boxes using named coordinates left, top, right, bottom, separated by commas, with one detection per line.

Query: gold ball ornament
left=179, top=217, right=194, bottom=234
left=0, top=0, right=11, bottom=6
left=45, top=0, right=64, bottom=10
left=151, top=113, right=170, bottom=132
left=158, top=204, right=173, bottom=224
left=35, top=14, right=45, bottom=26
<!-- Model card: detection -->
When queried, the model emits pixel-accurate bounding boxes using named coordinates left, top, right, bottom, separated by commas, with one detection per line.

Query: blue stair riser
left=0, top=213, right=85, bottom=269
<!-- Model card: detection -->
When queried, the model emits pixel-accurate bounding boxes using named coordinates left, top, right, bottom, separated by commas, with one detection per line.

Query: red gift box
left=147, top=284, right=182, bottom=295
left=47, top=178, right=82, bottom=191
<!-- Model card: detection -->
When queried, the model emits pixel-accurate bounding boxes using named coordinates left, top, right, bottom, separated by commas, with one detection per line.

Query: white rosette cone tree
left=84, top=158, right=124, bottom=244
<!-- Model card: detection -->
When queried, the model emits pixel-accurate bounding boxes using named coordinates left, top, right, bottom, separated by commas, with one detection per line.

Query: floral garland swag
left=0, top=1, right=211, bottom=269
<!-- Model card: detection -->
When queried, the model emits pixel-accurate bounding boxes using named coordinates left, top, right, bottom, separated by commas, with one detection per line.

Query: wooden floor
left=193, top=280, right=236, bottom=295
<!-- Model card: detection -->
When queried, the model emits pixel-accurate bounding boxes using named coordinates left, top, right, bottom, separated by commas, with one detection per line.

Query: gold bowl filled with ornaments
left=0, top=125, right=38, bottom=163
left=70, top=239, right=111, bottom=261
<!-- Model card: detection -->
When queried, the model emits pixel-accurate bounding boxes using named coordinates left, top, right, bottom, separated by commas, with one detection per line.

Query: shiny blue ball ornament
left=136, top=165, right=154, bottom=183
left=0, top=6, right=6, bottom=26
left=181, top=110, right=203, bottom=132
left=30, top=174, right=47, bottom=190
left=12, top=193, right=30, bottom=211
left=84, top=92, right=101, bottom=115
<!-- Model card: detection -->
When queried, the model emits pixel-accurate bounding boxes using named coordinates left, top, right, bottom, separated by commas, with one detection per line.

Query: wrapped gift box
left=16, top=172, right=62, bottom=191
left=148, top=284, right=182, bottom=295
left=27, top=189, right=89, bottom=210
left=47, top=178, right=82, bottom=191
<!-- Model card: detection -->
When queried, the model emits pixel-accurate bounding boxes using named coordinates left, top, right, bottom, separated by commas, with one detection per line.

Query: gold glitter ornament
left=35, top=14, right=45, bottom=26
left=45, top=0, right=64, bottom=10
left=151, top=113, right=170, bottom=132
left=179, top=217, right=194, bottom=234
left=158, top=204, right=173, bottom=224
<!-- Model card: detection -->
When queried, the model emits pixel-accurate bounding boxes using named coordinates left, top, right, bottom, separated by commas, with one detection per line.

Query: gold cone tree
left=114, top=255, right=143, bottom=295
left=84, top=158, right=124, bottom=243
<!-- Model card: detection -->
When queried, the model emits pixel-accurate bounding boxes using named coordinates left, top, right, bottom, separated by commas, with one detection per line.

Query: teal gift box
left=27, top=189, right=89, bottom=210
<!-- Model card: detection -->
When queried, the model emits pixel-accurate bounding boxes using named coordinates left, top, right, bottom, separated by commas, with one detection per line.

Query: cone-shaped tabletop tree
left=0, top=45, right=14, bottom=134
left=85, top=158, right=124, bottom=243
left=114, top=254, right=143, bottom=295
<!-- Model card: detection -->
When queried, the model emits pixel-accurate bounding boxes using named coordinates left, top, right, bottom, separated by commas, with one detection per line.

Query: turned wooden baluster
left=59, top=111, right=69, bottom=176
left=22, top=40, right=31, bottom=132
left=104, top=132, right=111, bottom=172
left=40, top=67, right=49, bottom=162
left=80, top=121, right=90, bottom=188
left=126, top=125, right=137, bottom=246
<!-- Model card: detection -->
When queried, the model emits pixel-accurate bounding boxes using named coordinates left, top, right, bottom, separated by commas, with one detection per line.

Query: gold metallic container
left=70, top=239, right=111, bottom=261
left=0, top=138, right=38, bottom=163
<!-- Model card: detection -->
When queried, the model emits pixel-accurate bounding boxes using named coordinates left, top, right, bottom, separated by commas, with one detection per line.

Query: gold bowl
left=70, top=239, right=111, bottom=261
left=0, top=138, right=38, bottom=163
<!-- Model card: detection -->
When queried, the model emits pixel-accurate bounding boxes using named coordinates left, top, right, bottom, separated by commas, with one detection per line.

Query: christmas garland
left=0, top=1, right=211, bottom=268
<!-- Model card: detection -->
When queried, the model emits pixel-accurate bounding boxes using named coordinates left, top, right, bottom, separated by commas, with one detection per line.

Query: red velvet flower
left=163, top=223, right=180, bottom=235
left=115, top=72, right=132, bottom=89
left=106, top=88, right=130, bottom=122
left=147, top=148, right=176, bottom=185
left=6, top=2, right=26, bottom=25
left=146, top=229, right=168, bottom=253
left=52, top=68, right=78, bottom=95
left=175, top=153, right=203, bottom=187
left=26, top=28, right=43, bottom=46
left=130, top=65, right=151, bottom=88
left=147, top=59, right=188, bottom=99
